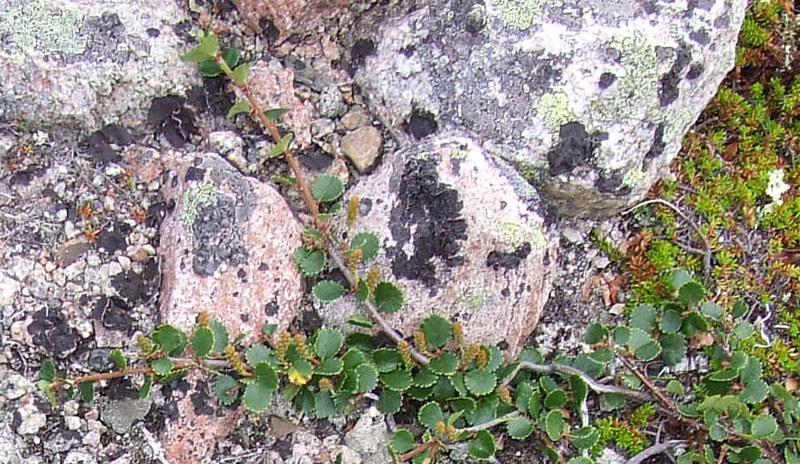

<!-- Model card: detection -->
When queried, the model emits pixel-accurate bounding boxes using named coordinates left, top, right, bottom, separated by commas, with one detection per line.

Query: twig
left=625, top=440, right=687, bottom=464
left=58, top=358, right=230, bottom=388
left=391, top=441, right=439, bottom=464
left=623, top=198, right=713, bottom=283
left=459, top=411, right=520, bottom=433
left=615, top=356, right=680, bottom=414
left=501, top=361, right=653, bottom=402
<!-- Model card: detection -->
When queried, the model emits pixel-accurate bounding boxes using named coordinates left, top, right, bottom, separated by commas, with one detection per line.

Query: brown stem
left=391, top=441, right=439, bottom=464
left=617, top=355, right=680, bottom=414
left=54, top=358, right=230, bottom=388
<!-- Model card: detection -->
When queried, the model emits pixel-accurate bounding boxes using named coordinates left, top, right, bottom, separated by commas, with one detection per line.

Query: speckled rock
left=351, top=0, right=746, bottom=217
left=321, top=133, right=558, bottom=357
left=231, top=0, right=349, bottom=40
left=0, top=0, right=198, bottom=131
left=344, top=407, right=390, bottom=464
left=158, top=151, right=305, bottom=464
left=100, top=397, right=152, bottom=434
left=341, top=126, right=382, bottom=172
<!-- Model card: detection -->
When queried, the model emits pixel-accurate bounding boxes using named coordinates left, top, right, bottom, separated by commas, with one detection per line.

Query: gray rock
left=321, top=133, right=557, bottom=357
left=318, top=85, right=347, bottom=118
left=341, top=107, right=371, bottom=130
left=353, top=0, right=746, bottom=217
left=344, top=407, right=390, bottom=464
left=43, top=430, right=82, bottom=454
left=8, top=256, right=34, bottom=281
left=0, top=0, right=198, bottom=131
left=0, top=423, right=29, bottom=464
left=0, top=369, right=34, bottom=401
left=312, top=118, right=336, bottom=139
left=100, top=398, right=152, bottom=434
left=15, top=400, right=47, bottom=435
left=0, top=272, right=20, bottom=305
left=341, top=126, right=383, bottom=172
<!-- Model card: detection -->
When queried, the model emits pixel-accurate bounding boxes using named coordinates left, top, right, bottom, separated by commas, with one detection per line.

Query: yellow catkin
left=476, top=347, right=488, bottom=369
left=276, top=331, right=292, bottom=364
left=318, top=377, right=333, bottom=390
left=137, top=334, right=154, bottom=355
left=197, top=311, right=210, bottom=327
left=348, top=248, right=363, bottom=275
left=461, top=343, right=479, bottom=367
left=414, top=331, right=431, bottom=356
left=452, top=321, right=463, bottom=346
left=498, top=385, right=513, bottom=405
left=397, top=340, right=415, bottom=367
left=224, top=345, right=249, bottom=377
left=435, top=421, right=447, bottom=437
left=447, top=424, right=460, bottom=441
left=347, top=196, right=360, bottom=229
left=293, top=334, right=313, bottom=360
left=366, top=266, right=380, bottom=291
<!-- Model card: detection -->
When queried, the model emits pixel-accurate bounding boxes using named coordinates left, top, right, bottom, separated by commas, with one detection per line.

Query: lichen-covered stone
left=157, top=151, right=304, bottom=464
left=351, top=0, right=746, bottom=217
left=231, top=0, right=349, bottom=40
left=321, top=133, right=557, bottom=357
left=0, top=0, right=198, bottom=131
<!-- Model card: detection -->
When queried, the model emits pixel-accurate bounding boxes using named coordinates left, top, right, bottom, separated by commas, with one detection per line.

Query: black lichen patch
left=598, top=72, right=617, bottom=89
left=298, top=146, right=335, bottom=170
left=185, top=166, right=206, bottom=182
left=405, top=109, right=439, bottom=139
left=645, top=123, right=666, bottom=159
left=464, top=2, right=487, bottom=34
left=27, top=309, right=79, bottom=359
left=689, top=28, right=711, bottom=45
left=111, top=270, right=145, bottom=303
left=191, top=193, right=249, bottom=276
left=83, top=124, right=133, bottom=164
left=348, top=37, right=376, bottom=76
left=259, top=18, right=280, bottom=46
left=92, top=296, right=134, bottom=333
left=265, top=299, right=279, bottom=316
left=486, top=242, right=531, bottom=270
left=388, top=157, right=467, bottom=288
left=187, top=77, right=235, bottom=117
left=547, top=122, right=605, bottom=176
left=95, top=221, right=130, bottom=255
left=686, top=62, right=705, bottom=80
left=147, top=96, right=198, bottom=147
left=146, top=199, right=174, bottom=229
left=595, top=170, right=632, bottom=197
left=191, top=381, right=215, bottom=416
left=659, top=45, right=692, bottom=107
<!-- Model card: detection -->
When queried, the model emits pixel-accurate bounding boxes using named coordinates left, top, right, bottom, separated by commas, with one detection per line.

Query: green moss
left=489, top=0, right=548, bottom=30
left=182, top=182, right=218, bottom=229
left=495, top=220, right=547, bottom=251
left=536, top=92, right=574, bottom=129
left=645, top=240, right=679, bottom=272
left=0, top=0, right=86, bottom=55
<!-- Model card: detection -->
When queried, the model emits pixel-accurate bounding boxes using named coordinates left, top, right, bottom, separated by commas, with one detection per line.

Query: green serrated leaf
left=355, top=279, right=370, bottom=303
left=709, top=368, right=739, bottom=382
left=342, top=348, right=367, bottom=370
left=679, top=281, right=705, bottom=306
left=732, top=300, right=748, bottom=318
left=315, top=328, right=343, bottom=360
left=243, top=381, right=273, bottom=412
left=373, top=349, right=402, bottom=373
left=151, top=357, right=173, bottom=376
left=660, top=309, right=683, bottom=334
left=449, top=396, right=477, bottom=416
left=381, top=369, right=413, bottom=392
left=79, top=381, right=94, bottom=403
left=613, top=326, right=631, bottom=346
left=315, top=389, right=335, bottom=419
left=347, top=314, right=373, bottom=328
left=660, top=333, right=687, bottom=366
left=152, top=324, right=187, bottom=356
left=635, top=341, right=662, bottom=362
left=312, top=280, right=346, bottom=302
left=544, top=409, right=565, bottom=441
left=265, top=108, right=290, bottom=122
left=700, top=301, right=724, bottom=321
left=739, top=380, right=768, bottom=404
left=627, top=328, right=652, bottom=350
left=269, top=133, right=293, bottom=158
left=109, top=350, right=127, bottom=370
left=570, top=375, right=588, bottom=407
left=740, top=356, right=763, bottom=384
left=602, top=393, right=626, bottom=410
left=734, top=321, right=755, bottom=339
left=312, top=174, right=344, bottom=202
left=420, top=314, right=452, bottom=350
left=468, top=430, right=496, bottom=460
left=221, top=47, right=239, bottom=68
left=246, top=344, right=275, bottom=366
left=668, top=268, right=693, bottom=291
left=351, top=232, right=380, bottom=262
left=254, top=362, right=279, bottom=391
left=630, top=304, right=658, bottom=330
left=515, top=382, right=533, bottom=413
left=294, top=247, right=326, bottom=277
left=666, top=379, right=685, bottom=397
left=213, top=374, right=240, bottom=406
left=316, top=358, right=344, bottom=376
left=355, top=363, right=379, bottom=392
left=588, top=348, right=613, bottom=365
left=429, top=352, right=459, bottom=376
left=346, top=333, right=373, bottom=352
left=209, top=320, right=229, bottom=355
left=199, top=60, right=223, bottom=77
left=40, top=359, right=56, bottom=381
left=227, top=101, right=251, bottom=119
left=571, top=426, right=599, bottom=449
left=418, top=402, right=444, bottom=429
left=192, top=326, right=214, bottom=358
left=231, top=62, right=252, bottom=85
left=583, top=322, right=608, bottom=344
left=378, top=389, right=403, bottom=414
left=139, top=376, right=153, bottom=400
left=293, top=387, right=316, bottom=414
left=413, top=367, right=439, bottom=388
left=391, top=429, right=416, bottom=454
left=450, top=372, right=467, bottom=397
left=374, top=282, right=404, bottom=313
left=507, top=417, right=534, bottom=440
left=544, top=388, right=567, bottom=409
left=752, top=414, right=778, bottom=439
left=407, top=385, right=434, bottom=400
left=465, top=369, right=496, bottom=396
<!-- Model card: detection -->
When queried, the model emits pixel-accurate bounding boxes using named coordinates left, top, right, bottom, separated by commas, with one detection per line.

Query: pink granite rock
left=231, top=0, right=349, bottom=40
left=157, top=151, right=304, bottom=463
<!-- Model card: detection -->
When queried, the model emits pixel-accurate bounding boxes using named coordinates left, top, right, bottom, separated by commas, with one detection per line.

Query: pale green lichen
left=537, top=92, right=574, bottom=129
left=461, top=290, right=488, bottom=309
left=0, top=0, right=86, bottom=55
left=182, top=181, right=218, bottom=229
left=488, top=0, right=549, bottom=30
left=622, top=169, right=647, bottom=188
left=496, top=220, right=547, bottom=251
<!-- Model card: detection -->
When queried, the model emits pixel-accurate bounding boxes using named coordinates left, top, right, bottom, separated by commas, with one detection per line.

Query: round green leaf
left=413, top=366, right=439, bottom=388
left=378, top=389, right=403, bottom=414
left=316, top=358, right=344, bottom=376
left=739, top=380, right=769, bottom=404
left=315, top=390, right=335, bottom=419
left=152, top=324, right=187, bottom=356
left=350, top=232, right=380, bottom=262
left=571, top=426, right=599, bottom=449
left=342, top=348, right=367, bottom=370
left=209, top=320, right=229, bottom=355
left=246, top=344, right=275, bottom=366
left=544, top=389, right=567, bottom=409
left=659, top=309, right=683, bottom=334
left=506, top=417, right=534, bottom=440
left=355, top=364, right=379, bottom=393
left=311, top=174, right=344, bottom=202
left=660, top=333, right=687, bottom=366
left=407, top=385, right=434, bottom=400
left=588, top=348, right=613, bottom=365
left=740, top=357, right=763, bottom=384
left=192, top=326, right=214, bottom=358
left=613, top=326, right=631, bottom=346
left=374, top=282, right=404, bottom=313
left=254, top=362, right=279, bottom=391
left=231, top=62, right=252, bottom=85
left=151, top=357, right=173, bottom=376
left=139, top=376, right=153, bottom=400
left=429, top=352, right=459, bottom=376
left=109, top=350, right=127, bottom=370
left=544, top=409, right=565, bottom=441
left=668, top=268, right=693, bottom=291
left=752, top=414, right=778, bottom=439
left=381, top=369, right=413, bottom=392
left=700, top=301, right=725, bottom=321
left=709, top=368, right=739, bottom=382
left=347, top=314, right=373, bottom=328
left=39, top=359, right=56, bottom=381
left=418, top=402, right=444, bottom=429
left=372, top=348, right=402, bottom=373
left=79, top=381, right=94, bottom=403
left=732, top=300, right=748, bottom=318
left=293, top=247, right=326, bottom=276
left=449, top=397, right=477, bottom=416
left=213, top=374, right=239, bottom=406
left=679, top=281, right=705, bottom=306
left=630, top=304, right=657, bottom=330
left=583, top=323, right=608, bottom=344
left=634, top=341, right=662, bottom=362
left=734, top=321, right=755, bottom=339
left=627, top=328, right=652, bottom=351
left=314, top=328, right=343, bottom=360
left=468, top=430, right=496, bottom=460
left=293, top=387, right=316, bottom=414
left=709, top=423, right=728, bottom=441
left=390, top=429, right=416, bottom=454
left=312, top=280, right=346, bottom=302
left=421, top=314, right=452, bottom=349
left=243, top=381, right=273, bottom=412
left=464, top=369, right=497, bottom=396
